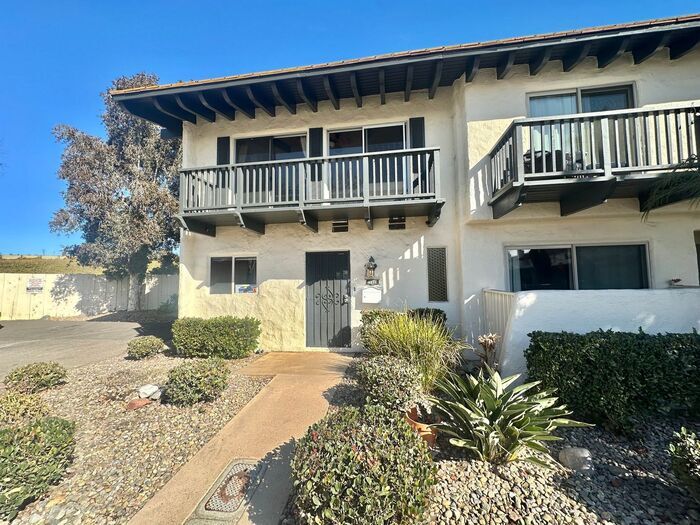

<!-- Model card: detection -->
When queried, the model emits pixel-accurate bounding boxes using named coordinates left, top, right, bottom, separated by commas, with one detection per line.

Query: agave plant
left=430, top=366, right=590, bottom=465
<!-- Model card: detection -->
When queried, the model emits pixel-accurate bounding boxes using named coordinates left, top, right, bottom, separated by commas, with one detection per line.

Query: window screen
left=210, top=257, right=232, bottom=294
left=576, top=245, right=648, bottom=289
left=427, top=247, right=448, bottom=302
left=234, top=257, right=257, bottom=293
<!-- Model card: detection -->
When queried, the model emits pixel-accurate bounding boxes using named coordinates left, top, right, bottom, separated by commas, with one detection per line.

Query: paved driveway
left=0, top=320, right=172, bottom=380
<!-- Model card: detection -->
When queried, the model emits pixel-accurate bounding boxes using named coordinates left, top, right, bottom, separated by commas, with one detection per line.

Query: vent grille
left=427, top=247, right=448, bottom=302
left=332, top=220, right=349, bottom=233
left=388, top=216, right=406, bottom=230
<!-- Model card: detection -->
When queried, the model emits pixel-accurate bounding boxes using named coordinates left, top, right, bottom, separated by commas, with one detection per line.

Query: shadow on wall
left=50, top=274, right=128, bottom=317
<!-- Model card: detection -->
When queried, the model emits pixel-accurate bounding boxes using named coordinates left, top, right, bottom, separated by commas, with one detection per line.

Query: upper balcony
left=179, top=147, right=443, bottom=235
left=488, top=102, right=699, bottom=218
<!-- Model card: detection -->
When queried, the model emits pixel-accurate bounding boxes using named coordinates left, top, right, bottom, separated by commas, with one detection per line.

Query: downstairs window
left=209, top=257, right=257, bottom=294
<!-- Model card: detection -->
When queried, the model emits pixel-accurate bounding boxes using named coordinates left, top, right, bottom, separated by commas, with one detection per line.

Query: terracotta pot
left=405, top=407, right=438, bottom=447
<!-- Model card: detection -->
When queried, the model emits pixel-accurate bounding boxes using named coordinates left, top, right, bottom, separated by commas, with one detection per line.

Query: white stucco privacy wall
left=498, top=288, right=700, bottom=378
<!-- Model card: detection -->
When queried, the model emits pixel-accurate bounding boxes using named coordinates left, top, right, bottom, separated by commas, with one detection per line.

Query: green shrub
left=525, top=330, right=700, bottom=432
left=127, top=335, right=165, bottom=360
left=409, top=308, right=447, bottom=326
left=669, top=427, right=700, bottom=503
left=172, top=316, right=261, bottom=359
left=163, top=358, right=231, bottom=406
left=291, top=405, right=436, bottom=525
left=0, top=417, right=76, bottom=520
left=4, top=362, right=67, bottom=394
left=359, top=309, right=401, bottom=348
left=432, top=367, right=589, bottom=465
left=356, top=356, right=424, bottom=412
left=0, top=393, right=48, bottom=429
left=362, top=312, right=465, bottom=390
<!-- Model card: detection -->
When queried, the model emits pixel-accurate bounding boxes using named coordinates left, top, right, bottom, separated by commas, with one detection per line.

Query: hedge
left=163, top=358, right=231, bottom=406
left=127, top=335, right=165, bottom=360
left=172, top=316, right=261, bottom=359
left=525, top=329, right=700, bottom=432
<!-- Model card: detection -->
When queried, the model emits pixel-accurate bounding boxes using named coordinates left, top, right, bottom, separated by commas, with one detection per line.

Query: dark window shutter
left=309, top=128, right=323, bottom=157
left=409, top=117, right=425, bottom=149
left=216, top=136, right=230, bottom=165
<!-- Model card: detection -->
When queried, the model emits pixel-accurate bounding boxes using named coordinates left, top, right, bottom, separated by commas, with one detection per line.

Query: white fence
left=0, top=273, right=178, bottom=320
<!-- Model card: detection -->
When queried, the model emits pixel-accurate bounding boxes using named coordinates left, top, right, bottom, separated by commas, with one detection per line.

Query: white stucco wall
left=498, top=288, right=700, bottom=378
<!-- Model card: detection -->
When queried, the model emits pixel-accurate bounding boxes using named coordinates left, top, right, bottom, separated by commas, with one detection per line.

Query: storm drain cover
left=186, top=458, right=267, bottom=524
left=205, top=462, right=254, bottom=512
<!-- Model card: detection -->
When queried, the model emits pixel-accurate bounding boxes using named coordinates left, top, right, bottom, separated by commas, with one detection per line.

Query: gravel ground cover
left=287, top=361, right=700, bottom=525
left=10, top=354, right=270, bottom=525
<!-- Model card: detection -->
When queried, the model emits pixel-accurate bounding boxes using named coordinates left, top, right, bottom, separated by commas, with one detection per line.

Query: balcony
left=178, top=147, right=443, bottom=235
left=488, top=102, right=699, bottom=218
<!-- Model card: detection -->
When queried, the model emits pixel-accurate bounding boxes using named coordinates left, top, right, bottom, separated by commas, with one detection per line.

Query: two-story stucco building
left=113, top=15, right=700, bottom=370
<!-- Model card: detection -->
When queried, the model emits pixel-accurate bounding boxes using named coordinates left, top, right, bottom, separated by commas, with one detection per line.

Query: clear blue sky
left=0, top=0, right=697, bottom=254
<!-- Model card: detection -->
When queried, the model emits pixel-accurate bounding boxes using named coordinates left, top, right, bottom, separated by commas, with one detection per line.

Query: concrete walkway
left=129, top=352, right=352, bottom=525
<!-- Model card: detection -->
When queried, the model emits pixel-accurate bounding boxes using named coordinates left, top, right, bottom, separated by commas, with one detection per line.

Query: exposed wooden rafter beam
left=464, top=56, right=480, bottom=82
left=404, top=65, right=414, bottom=102
left=245, top=86, right=275, bottom=117
left=178, top=216, right=216, bottom=237
left=560, top=178, right=616, bottom=216
left=295, top=79, right=317, bottom=112
left=491, top=184, right=527, bottom=219
left=633, top=33, right=671, bottom=64
left=529, top=47, right=552, bottom=75
left=297, top=210, right=318, bottom=233
left=235, top=212, right=265, bottom=235
left=597, top=37, right=630, bottom=68
left=349, top=72, right=363, bottom=108
left=322, top=76, right=339, bottom=110
left=222, top=89, right=255, bottom=119
left=270, top=82, right=296, bottom=115
left=496, top=52, right=515, bottom=80
left=378, top=69, right=386, bottom=104
left=153, top=96, right=197, bottom=124
left=428, top=60, right=443, bottom=99
left=198, top=92, right=235, bottom=120
left=669, top=32, right=700, bottom=60
left=120, top=99, right=182, bottom=134
left=175, top=95, right=215, bottom=123
left=562, top=42, right=592, bottom=72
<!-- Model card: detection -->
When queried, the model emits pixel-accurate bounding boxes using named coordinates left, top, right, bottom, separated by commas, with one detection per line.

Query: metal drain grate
left=204, top=462, right=255, bottom=513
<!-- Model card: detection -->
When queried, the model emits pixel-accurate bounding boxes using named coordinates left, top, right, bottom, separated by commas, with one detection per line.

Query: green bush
left=291, top=405, right=436, bottom=525
left=525, top=330, right=700, bottom=432
left=0, top=393, right=48, bottom=429
left=127, top=335, right=165, bottom=360
left=432, top=367, right=589, bottom=465
left=356, top=356, right=424, bottom=412
left=172, top=316, right=261, bottom=359
left=163, top=358, right=231, bottom=406
left=0, top=417, right=76, bottom=520
left=4, top=362, right=67, bottom=394
left=359, top=309, right=401, bottom=348
left=409, top=308, right=447, bottom=326
left=362, top=312, right=465, bottom=390
left=669, top=427, right=700, bottom=503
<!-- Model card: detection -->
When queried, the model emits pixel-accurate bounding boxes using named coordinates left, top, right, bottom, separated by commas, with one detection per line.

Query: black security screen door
left=306, top=251, right=351, bottom=347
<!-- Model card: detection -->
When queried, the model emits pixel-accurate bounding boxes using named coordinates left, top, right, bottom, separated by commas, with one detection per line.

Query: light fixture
left=364, top=256, right=378, bottom=285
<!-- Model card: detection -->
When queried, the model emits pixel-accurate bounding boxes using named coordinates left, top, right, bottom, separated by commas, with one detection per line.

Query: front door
left=306, top=251, right=351, bottom=347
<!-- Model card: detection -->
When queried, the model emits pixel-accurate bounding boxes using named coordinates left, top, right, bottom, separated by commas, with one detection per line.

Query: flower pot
left=405, top=406, right=438, bottom=447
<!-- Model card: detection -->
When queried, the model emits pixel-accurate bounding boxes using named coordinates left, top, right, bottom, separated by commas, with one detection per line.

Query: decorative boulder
left=138, top=384, right=160, bottom=399
left=559, top=447, right=593, bottom=472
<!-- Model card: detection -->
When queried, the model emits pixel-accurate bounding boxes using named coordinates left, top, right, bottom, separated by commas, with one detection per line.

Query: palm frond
left=641, top=155, right=700, bottom=220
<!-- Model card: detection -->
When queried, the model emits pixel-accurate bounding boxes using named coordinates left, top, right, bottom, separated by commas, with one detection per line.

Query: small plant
left=359, top=309, right=400, bottom=348
left=4, top=362, right=67, bottom=394
left=172, top=316, right=261, bottom=359
left=291, top=405, right=436, bottom=525
left=362, top=311, right=465, bottom=390
left=127, top=335, right=165, bottom=360
left=669, top=427, right=700, bottom=502
left=476, top=333, right=501, bottom=369
left=0, top=393, right=48, bottom=429
left=0, top=417, right=76, bottom=520
left=163, top=358, right=230, bottom=406
left=431, top=366, right=590, bottom=465
left=356, top=356, right=424, bottom=412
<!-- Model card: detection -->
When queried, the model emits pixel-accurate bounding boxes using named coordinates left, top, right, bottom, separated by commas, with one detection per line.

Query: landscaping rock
left=559, top=447, right=593, bottom=472
left=126, top=398, right=152, bottom=410
left=148, top=388, right=162, bottom=401
left=138, top=384, right=160, bottom=399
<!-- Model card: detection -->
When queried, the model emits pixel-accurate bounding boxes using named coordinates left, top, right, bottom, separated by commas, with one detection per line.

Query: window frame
left=326, top=121, right=408, bottom=156
left=504, top=241, right=652, bottom=292
left=208, top=255, right=258, bottom=294
left=233, top=132, right=309, bottom=164
left=526, top=82, right=637, bottom=117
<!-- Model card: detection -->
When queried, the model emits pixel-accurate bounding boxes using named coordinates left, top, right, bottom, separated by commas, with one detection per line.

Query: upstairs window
left=236, top=134, right=307, bottom=163
left=528, top=85, right=634, bottom=117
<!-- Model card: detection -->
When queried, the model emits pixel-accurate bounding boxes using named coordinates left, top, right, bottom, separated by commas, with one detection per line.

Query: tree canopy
left=51, top=73, right=181, bottom=279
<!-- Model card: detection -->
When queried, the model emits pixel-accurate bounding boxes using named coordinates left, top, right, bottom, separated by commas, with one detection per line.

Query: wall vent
left=332, top=220, right=349, bottom=233
left=388, top=216, right=406, bottom=230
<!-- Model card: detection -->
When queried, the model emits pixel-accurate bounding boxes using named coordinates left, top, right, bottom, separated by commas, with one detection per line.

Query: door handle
left=341, top=294, right=349, bottom=305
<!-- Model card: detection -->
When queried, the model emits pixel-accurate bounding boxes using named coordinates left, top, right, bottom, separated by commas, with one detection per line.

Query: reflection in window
left=576, top=245, right=648, bottom=289
left=508, top=248, right=573, bottom=291
left=234, top=257, right=257, bottom=293
left=210, top=257, right=233, bottom=294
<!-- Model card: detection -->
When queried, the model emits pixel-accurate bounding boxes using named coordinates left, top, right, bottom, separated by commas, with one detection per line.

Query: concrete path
left=0, top=320, right=171, bottom=379
left=129, top=352, right=352, bottom=525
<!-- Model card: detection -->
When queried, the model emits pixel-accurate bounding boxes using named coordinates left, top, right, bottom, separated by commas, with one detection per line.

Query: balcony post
left=299, top=163, right=306, bottom=207
left=179, top=172, right=185, bottom=213
left=600, top=117, right=612, bottom=176
left=362, top=155, right=370, bottom=205
left=236, top=166, right=244, bottom=211
left=433, top=149, right=441, bottom=197
left=514, top=124, right=525, bottom=183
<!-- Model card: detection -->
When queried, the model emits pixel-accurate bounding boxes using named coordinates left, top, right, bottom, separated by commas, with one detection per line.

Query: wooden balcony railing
left=489, top=102, right=700, bottom=195
left=180, top=147, right=440, bottom=213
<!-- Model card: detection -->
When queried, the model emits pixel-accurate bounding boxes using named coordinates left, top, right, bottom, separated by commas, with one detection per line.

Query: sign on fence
left=26, top=278, right=45, bottom=294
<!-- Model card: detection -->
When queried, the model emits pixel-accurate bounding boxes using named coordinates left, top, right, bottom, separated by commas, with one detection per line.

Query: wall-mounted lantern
left=364, top=256, right=379, bottom=285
